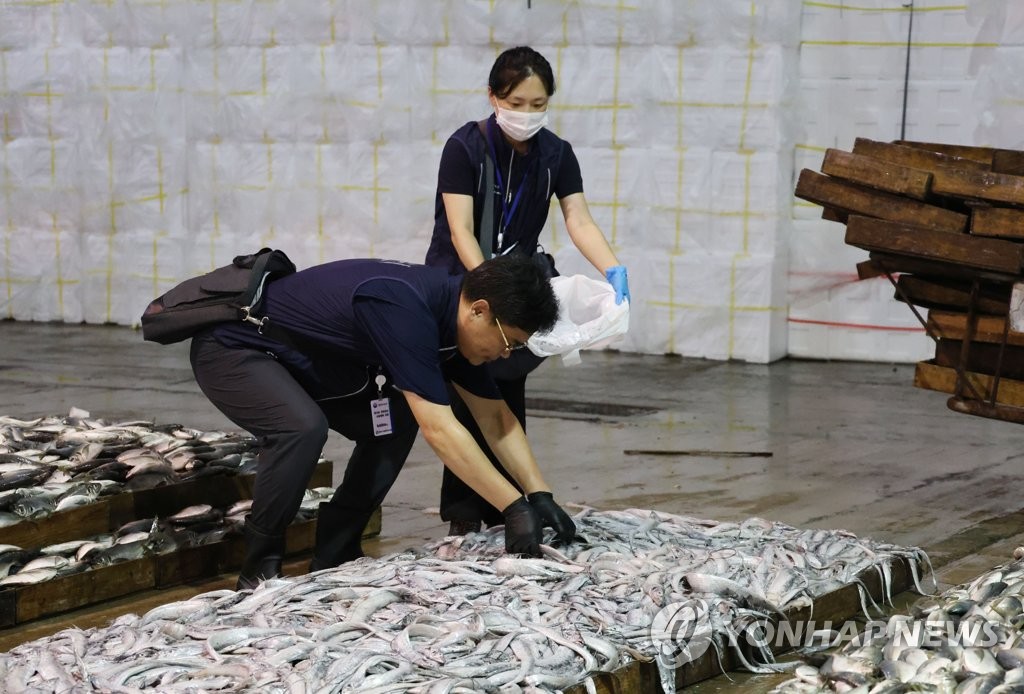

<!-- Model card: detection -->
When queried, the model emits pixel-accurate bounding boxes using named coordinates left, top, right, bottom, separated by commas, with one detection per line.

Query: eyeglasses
left=494, top=317, right=527, bottom=354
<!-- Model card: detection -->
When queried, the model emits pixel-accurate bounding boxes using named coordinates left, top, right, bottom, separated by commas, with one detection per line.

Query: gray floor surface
left=3, top=321, right=1023, bottom=691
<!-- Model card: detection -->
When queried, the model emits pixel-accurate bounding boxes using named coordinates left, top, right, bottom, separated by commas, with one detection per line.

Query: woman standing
left=425, top=45, right=630, bottom=535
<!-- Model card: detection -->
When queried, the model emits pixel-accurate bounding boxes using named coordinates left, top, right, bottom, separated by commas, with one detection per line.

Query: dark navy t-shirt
left=210, top=259, right=499, bottom=405
left=425, top=116, right=584, bottom=275
left=436, top=124, right=583, bottom=202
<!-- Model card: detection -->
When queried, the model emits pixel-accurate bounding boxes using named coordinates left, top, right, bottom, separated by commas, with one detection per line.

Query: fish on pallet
left=0, top=408, right=263, bottom=522
left=0, top=509, right=931, bottom=693
left=0, top=492, right=332, bottom=588
left=0, top=465, right=54, bottom=493
left=770, top=554, right=1024, bottom=694
left=167, top=504, right=222, bottom=526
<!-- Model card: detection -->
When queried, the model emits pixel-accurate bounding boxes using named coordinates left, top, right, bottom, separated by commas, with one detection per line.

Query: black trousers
left=439, top=349, right=545, bottom=526
left=190, top=334, right=418, bottom=536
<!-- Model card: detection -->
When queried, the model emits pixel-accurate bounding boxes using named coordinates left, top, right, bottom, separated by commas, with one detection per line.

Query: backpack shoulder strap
left=476, top=120, right=496, bottom=260
left=235, top=249, right=302, bottom=350
left=447, top=121, right=495, bottom=257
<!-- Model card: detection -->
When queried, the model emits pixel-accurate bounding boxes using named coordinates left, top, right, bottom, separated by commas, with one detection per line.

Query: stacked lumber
left=795, top=138, right=1024, bottom=424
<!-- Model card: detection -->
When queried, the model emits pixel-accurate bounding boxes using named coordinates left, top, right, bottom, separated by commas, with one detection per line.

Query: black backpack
left=141, top=248, right=296, bottom=345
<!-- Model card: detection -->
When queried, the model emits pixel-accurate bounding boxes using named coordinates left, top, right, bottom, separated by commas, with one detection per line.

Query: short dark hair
left=488, top=46, right=556, bottom=100
left=462, top=254, right=558, bottom=335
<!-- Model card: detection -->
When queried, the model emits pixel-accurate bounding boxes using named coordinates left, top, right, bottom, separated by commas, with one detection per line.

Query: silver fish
left=0, top=508, right=935, bottom=693
left=55, top=494, right=96, bottom=512
left=90, top=540, right=147, bottom=566
left=0, top=458, right=41, bottom=473
left=0, top=489, right=24, bottom=512
left=167, top=504, right=221, bottom=525
left=69, top=442, right=106, bottom=464
left=117, top=531, right=152, bottom=545
left=21, top=555, right=69, bottom=572
left=0, top=465, right=54, bottom=493
left=11, top=494, right=57, bottom=519
left=76, top=539, right=113, bottom=562
left=0, top=568, right=57, bottom=586
left=40, top=539, right=92, bottom=556
left=125, top=459, right=174, bottom=479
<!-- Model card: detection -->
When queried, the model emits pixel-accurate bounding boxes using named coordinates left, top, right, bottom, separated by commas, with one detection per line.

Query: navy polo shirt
left=210, top=259, right=499, bottom=405
left=436, top=122, right=584, bottom=203
left=425, top=115, right=584, bottom=275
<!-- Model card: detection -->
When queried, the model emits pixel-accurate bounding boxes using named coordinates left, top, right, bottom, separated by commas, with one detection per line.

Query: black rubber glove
left=501, top=496, right=543, bottom=557
left=527, top=491, right=577, bottom=545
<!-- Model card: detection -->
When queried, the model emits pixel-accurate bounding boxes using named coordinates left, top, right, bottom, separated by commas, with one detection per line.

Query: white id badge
left=371, top=398, right=392, bottom=436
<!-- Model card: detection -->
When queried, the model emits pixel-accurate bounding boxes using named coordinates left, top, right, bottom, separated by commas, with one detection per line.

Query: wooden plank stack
left=795, top=138, right=1024, bottom=423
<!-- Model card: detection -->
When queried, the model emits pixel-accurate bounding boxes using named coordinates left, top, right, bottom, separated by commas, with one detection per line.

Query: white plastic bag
left=527, top=274, right=630, bottom=366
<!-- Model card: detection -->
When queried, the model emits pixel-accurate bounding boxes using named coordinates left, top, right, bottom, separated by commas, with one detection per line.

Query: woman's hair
left=462, top=254, right=559, bottom=335
left=488, top=46, right=556, bottom=100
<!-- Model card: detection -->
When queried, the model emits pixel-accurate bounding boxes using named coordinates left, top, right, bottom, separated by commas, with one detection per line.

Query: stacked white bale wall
left=3, top=1, right=1019, bottom=363
left=0, top=0, right=797, bottom=363
left=789, top=1, right=1024, bottom=362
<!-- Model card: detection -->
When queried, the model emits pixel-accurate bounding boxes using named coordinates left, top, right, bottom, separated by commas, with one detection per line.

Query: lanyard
left=486, top=119, right=530, bottom=253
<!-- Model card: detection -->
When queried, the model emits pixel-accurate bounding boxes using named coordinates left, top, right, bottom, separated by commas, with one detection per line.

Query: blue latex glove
left=605, top=265, right=630, bottom=305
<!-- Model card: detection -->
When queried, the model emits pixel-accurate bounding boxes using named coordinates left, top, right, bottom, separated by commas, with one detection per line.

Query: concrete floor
left=3, top=322, right=1024, bottom=690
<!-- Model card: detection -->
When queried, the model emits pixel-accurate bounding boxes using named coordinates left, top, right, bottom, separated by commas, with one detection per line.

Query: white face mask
left=494, top=106, right=548, bottom=142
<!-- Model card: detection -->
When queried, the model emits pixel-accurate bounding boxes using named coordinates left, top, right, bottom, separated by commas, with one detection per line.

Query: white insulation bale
left=4, top=0, right=1019, bottom=363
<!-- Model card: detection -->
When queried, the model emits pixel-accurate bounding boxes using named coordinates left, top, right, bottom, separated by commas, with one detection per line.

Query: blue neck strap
left=486, top=119, right=531, bottom=252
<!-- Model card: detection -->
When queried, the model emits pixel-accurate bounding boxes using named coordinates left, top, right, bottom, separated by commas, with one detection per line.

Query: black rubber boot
left=308, top=502, right=371, bottom=572
left=236, top=523, right=285, bottom=591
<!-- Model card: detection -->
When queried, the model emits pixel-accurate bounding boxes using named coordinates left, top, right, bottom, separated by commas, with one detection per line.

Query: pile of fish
left=770, top=553, right=1024, bottom=693
left=0, top=508, right=931, bottom=693
left=0, top=488, right=335, bottom=590
left=0, top=408, right=264, bottom=526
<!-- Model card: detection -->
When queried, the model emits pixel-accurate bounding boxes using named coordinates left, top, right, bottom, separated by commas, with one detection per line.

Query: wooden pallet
left=795, top=170, right=967, bottom=232
left=563, top=555, right=925, bottom=694
left=0, top=507, right=383, bottom=628
left=821, top=148, right=933, bottom=200
left=970, top=205, right=1024, bottom=239
left=914, top=360, right=1024, bottom=408
left=894, top=275, right=1010, bottom=315
left=797, top=138, right=1024, bottom=426
left=0, top=460, right=397, bottom=628
left=0, top=462, right=335, bottom=549
left=926, top=310, right=1024, bottom=347
left=933, top=339, right=1024, bottom=381
left=845, top=216, right=1024, bottom=275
